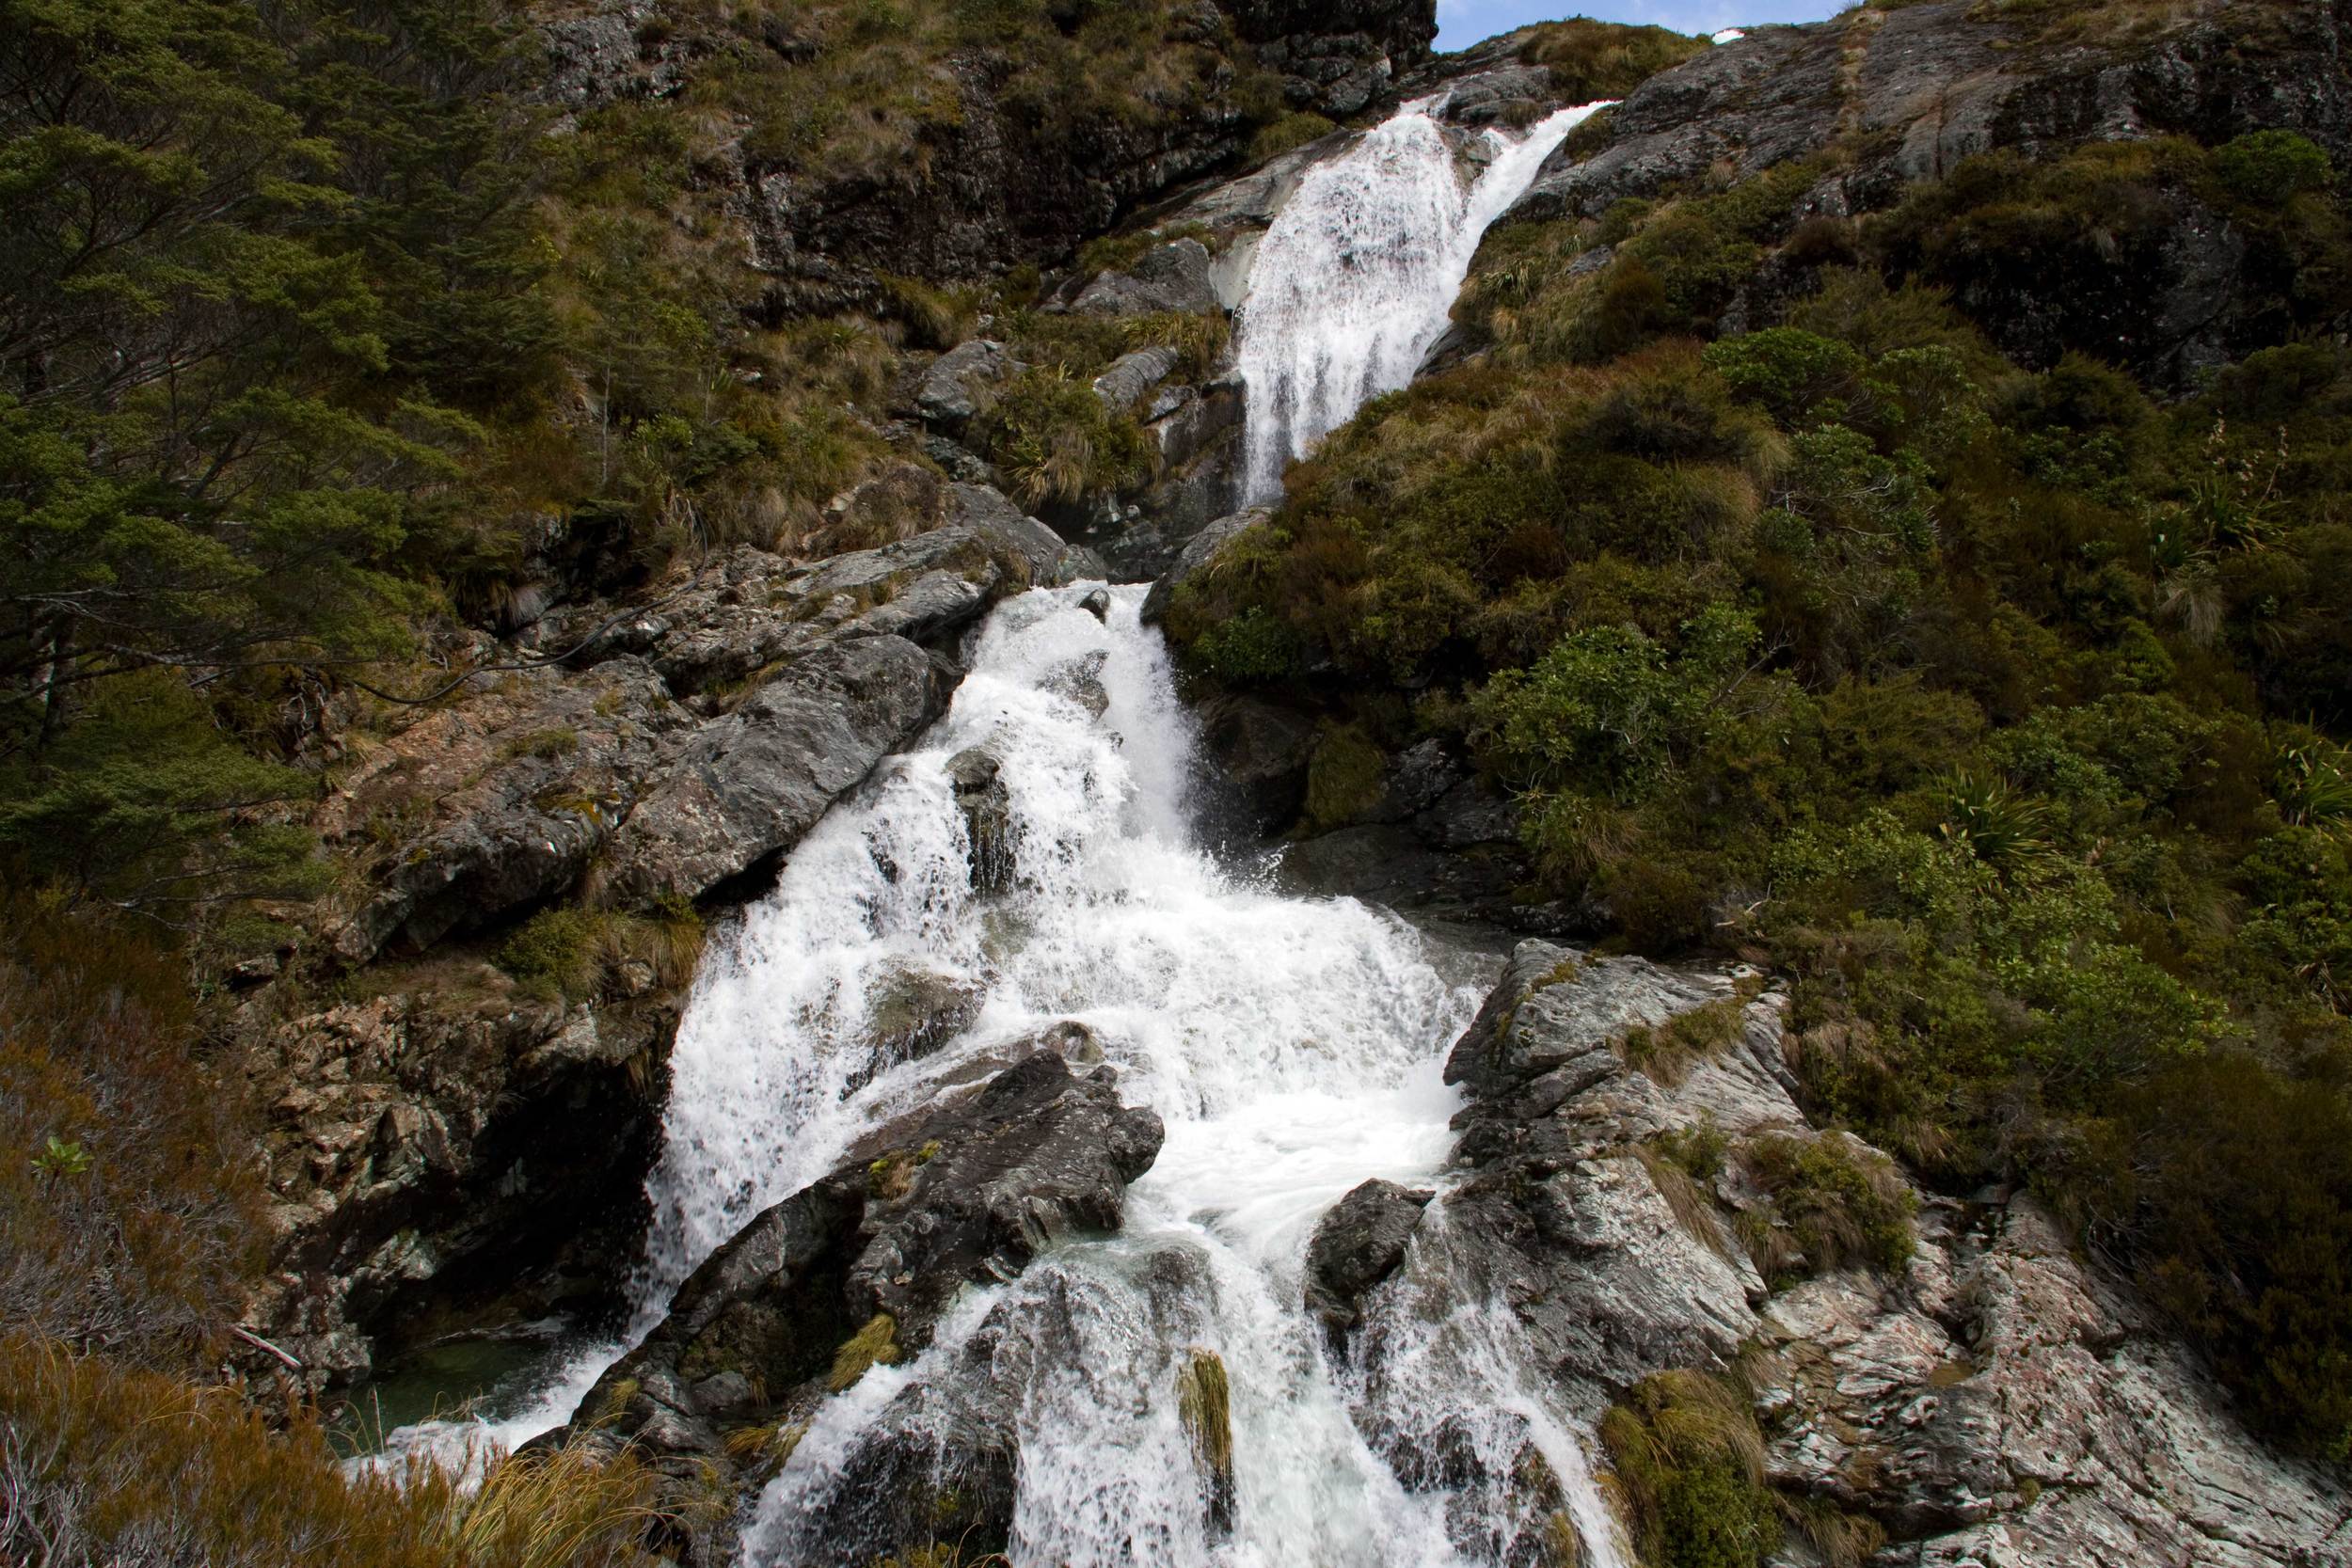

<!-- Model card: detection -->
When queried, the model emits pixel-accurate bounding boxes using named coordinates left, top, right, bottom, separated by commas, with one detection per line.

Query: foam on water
left=1232, top=96, right=1608, bottom=502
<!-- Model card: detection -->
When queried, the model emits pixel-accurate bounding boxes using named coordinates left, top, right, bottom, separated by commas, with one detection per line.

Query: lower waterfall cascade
left=377, top=586, right=1633, bottom=1567
left=1232, top=95, right=1607, bottom=503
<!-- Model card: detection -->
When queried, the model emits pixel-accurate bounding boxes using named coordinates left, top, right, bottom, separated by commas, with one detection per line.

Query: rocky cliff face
left=1321, top=942, right=2352, bottom=1567
left=538, top=0, right=1436, bottom=314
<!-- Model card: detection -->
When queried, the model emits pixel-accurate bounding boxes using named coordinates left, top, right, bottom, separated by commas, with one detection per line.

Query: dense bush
left=0, top=906, right=262, bottom=1369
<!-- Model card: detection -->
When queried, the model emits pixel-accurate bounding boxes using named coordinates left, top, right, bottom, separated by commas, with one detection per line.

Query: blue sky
left=1436, top=0, right=1847, bottom=48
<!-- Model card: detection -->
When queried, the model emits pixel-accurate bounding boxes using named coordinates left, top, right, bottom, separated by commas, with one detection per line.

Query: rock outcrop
left=534, top=0, right=1439, bottom=315
left=554, top=1050, right=1164, bottom=1562
left=1347, top=940, right=2352, bottom=1568
left=323, top=483, right=1086, bottom=966
left=1303, top=1178, right=1432, bottom=1352
left=1505, top=0, right=2352, bottom=388
left=258, top=483, right=1093, bottom=1386
left=241, top=972, right=676, bottom=1389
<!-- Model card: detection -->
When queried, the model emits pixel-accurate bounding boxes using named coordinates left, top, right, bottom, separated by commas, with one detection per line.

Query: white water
left=1232, top=97, right=1607, bottom=502
left=377, top=585, right=1630, bottom=1567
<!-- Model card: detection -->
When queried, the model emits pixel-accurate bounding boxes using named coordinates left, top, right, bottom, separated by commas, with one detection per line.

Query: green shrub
left=1193, top=607, right=1304, bottom=684
left=2214, top=129, right=2335, bottom=207
left=1704, top=328, right=1866, bottom=423
left=498, top=907, right=602, bottom=991
left=1304, top=723, right=1386, bottom=830
left=1600, top=1370, right=1780, bottom=1568
left=972, top=367, right=1153, bottom=507
left=1471, top=604, right=1759, bottom=800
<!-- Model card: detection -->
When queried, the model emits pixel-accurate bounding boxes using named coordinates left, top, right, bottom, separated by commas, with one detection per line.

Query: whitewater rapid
left=377, top=585, right=1630, bottom=1567
left=1233, top=96, right=1607, bottom=501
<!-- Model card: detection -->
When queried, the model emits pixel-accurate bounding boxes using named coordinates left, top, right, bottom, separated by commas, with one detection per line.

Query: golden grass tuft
left=829, top=1313, right=902, bottom=1393
left=0, top=1331, right=669, bottom=1568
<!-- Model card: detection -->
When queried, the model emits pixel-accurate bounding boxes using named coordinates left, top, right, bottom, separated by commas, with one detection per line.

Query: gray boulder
left=1303, top=1178, right=1432, bottom=1351
left=605, top=636, right=951, bottom=905
left=1090, top=344, right=1183, bottom=412
left=915, top=339, right=1015, bottom=431
left=556, top=1053, right=1164, bottom=1559
left=946, top=746, right=1017, bottom=895
left=1073, top=238, right=1224, bottom=318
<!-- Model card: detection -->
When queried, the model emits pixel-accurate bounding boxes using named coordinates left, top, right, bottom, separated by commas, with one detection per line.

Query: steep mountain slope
left=4, top=1, right=2352, bottom=1564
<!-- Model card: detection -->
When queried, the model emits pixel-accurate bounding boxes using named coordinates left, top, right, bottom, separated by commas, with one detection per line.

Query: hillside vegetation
left=1164, top=21, right=2352, bottom=1459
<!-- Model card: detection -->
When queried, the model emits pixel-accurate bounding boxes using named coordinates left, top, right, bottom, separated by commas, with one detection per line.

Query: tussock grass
left=829, top=1313, right=902, bottom=1392
left=1599, top=1370, right=1781, bottom=1568
left=0, top=1332, right=669, bottom=1568
left=1740, top=1132, right=1916, bottom=1285
left=1621, top=997, right=1747, bottom=1085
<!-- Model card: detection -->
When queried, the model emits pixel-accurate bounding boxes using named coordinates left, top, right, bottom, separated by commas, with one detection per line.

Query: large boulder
left=555, top=1053, right=1164, bottom=1560
left=604, top=634, right=952, bottom=905
left=322, top=657, right=691, bottom=965
left=1073, top=238, right=1225, bottom=318
left=1303, top=1178, right=1432, bottom=1351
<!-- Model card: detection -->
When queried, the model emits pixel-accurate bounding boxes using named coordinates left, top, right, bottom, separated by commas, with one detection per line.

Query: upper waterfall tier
left=1232, top=97, right=1605, bottom=503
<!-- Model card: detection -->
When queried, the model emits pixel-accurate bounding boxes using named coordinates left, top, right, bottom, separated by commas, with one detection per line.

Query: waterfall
left=373, top=585, right=1633, bottom=1567
left=1232, top=98, right=1608, bottom=503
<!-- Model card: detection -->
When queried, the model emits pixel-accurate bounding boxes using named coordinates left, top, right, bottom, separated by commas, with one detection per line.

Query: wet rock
left=606, top=635, right=954, bottom=905
left=1194, top=691, right=1319, bottom=835
left=1139, top=505, right=1271, bottom=625
left=1078, top=587, right=1111, bottom=622
left=1149, top=374, right=1244, bottom=470
left=1033, top=1019, right=1106, bottom=1066
left=557, top=1053, right=1163, bottom=1558
left=241, top=980, right=676, bottom=1391
left=1304, top=1178, right=1433, bottom=1350
left=855, top=962, right=986, bottom=1090
left=1096, top=381, right=1248, bottom=580
left=946, top=746, right=1017, bottom=895
left=1073, top=238, right=1222, bottom=317
left=1042, top=647, right=1112, bottom=721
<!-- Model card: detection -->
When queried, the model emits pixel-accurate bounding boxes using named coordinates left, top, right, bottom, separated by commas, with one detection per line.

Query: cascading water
left=1232, top=97, right=1608, bottom=502
left=376, top=584, right=1631, bottom=1566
